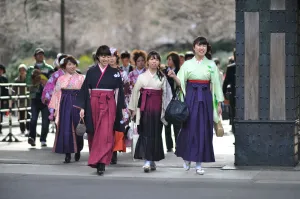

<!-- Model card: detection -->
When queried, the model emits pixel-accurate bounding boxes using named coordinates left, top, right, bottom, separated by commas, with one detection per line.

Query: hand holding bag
left=76, top=117, right=86, bottom=136
left=165, top=88, right=189, bottom=124
left=214, top=120, right=224, bottom=137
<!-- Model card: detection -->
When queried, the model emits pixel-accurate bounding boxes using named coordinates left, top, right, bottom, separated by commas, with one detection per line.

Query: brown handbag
left=214, top=120, right=224, bottom=137
left=76, top=118, right=86, bottom=136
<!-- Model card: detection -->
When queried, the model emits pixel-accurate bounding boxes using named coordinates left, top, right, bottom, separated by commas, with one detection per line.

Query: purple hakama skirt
left=175, top=80, right=215, bottom=162
left=53, top=89, right=83, bottom=154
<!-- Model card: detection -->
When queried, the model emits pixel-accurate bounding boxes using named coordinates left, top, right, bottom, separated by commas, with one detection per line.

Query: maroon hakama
left=88, top=89, right=116, bottom=167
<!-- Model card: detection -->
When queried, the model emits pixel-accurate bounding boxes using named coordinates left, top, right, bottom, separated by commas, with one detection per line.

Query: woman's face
left=98, top=55, right=111, bottom=66
left=167, top=56, right=174, bottom=68
left=136, top=56, right=145, bottom=69
left=148, top=56, right=160, bottom=70
left=193, top=43, right=207, bottom=58
left=109, top=55, right=117, bottom=68
left=65, top=61, right=77, bottom=74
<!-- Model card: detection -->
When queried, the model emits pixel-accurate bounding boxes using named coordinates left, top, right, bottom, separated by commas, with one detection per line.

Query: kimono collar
left=98, top=64, right=108, bottom=73
left=193, top=56, right=207, bottom=65
left=147, top=69, right=157, bottom=78
left=136, top=68, right=145, bottom=74
left=58, top=68, right=65, bottom=74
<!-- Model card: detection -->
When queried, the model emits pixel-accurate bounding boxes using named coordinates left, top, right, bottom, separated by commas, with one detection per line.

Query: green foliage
left=78, top=55, right=94, bottom=72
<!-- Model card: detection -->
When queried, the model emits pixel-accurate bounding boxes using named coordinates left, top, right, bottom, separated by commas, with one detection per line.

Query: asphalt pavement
left=1, top=118, right=300, bottom=199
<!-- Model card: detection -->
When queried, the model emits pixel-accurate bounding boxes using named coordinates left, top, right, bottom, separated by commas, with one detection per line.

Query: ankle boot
left=64, top=153, right=71, bottom=163
left=111, top=151, right=117, bottom=165
left=97, top=163, right=105, bottom=175
left=75, top=152, right=81, bottom=161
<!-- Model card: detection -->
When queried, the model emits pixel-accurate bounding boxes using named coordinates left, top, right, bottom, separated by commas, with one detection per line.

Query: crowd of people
left=0, top=36, right=237, bottom=176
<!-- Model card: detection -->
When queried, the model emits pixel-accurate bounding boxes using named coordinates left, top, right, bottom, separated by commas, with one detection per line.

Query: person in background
left=184, top=51, right=194, bottom=61
left=179, top=53, right=185, bottom=68
left=128, top=50, right=147, bottom=94
left=120, top=51, right=133, bottom=76
left=26, top=48, right=54, bottom=85
left=27, top=68, right=51, bottom=147
left=0, top=64, right=8, bottom=135
left=42, top=54, right=68, bottom=120
left=49, top=56, right=85, bottom=163
left=14, top=64, right=30, bottom=135
left=162, top=51, right=181, bottom=152
left=109, top=48, right=130, bottom=164
left=223, top=49, right=236, bottom=130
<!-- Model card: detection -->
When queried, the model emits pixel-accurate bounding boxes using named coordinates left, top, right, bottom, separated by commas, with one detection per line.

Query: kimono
left=128, top=68, right=146, bottom=95
left=42, top=69, right=65, bottom=119
left=74, top=64, right=125, bottom=167
left=175, top=56, right=224, bottom=163
left=48, top=73, right=85, bottom=154
left=128, top=70, right=172, bottom=161
left=113, top=68, right=130, bottom=152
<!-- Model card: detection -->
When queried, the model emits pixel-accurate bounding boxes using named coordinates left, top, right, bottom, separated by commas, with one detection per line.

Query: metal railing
left=0, top=83, right=30, bottom=142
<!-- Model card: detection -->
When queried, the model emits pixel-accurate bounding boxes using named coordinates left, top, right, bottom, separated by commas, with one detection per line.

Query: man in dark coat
left=222, top=50, right=236, bottom=130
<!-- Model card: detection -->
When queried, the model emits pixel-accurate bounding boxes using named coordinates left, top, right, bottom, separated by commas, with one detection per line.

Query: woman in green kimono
left=168, top=36, right=224, bottom=175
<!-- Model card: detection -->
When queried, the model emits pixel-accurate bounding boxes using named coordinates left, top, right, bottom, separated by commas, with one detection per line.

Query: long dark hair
left=147, top=51, right=164, bottom=81
left=167, top=51, right=180, bottom=74
left=193, top=36, right=212, bottom=60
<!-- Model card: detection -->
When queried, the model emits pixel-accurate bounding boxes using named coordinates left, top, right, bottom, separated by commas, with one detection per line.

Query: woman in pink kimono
left=49, top=55, right=85, bottom=163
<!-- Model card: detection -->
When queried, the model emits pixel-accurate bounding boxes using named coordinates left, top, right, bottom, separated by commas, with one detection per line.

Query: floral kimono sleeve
left=48, top=79, right=62, bottom=112
left=128, top=75, right=143, bottom=112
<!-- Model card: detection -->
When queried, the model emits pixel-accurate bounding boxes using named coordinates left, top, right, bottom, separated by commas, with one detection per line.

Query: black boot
left=111, top=151, right=117, bottom=165
left=75, top=152, right=81, bottom=161
left=97, top=163, right=105, bottom=175
left=64, top=153, right=71, bottom=163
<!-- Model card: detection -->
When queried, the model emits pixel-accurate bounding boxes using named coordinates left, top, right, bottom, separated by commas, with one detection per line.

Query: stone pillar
left=235, top=0, right=299, bottom=166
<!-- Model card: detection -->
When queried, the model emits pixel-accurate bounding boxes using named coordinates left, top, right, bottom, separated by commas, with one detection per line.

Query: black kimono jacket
left=74, top=64, right=126, bottom=134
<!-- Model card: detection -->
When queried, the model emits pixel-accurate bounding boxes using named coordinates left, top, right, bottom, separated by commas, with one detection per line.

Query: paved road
left=1, top=170, right=300, bottom=199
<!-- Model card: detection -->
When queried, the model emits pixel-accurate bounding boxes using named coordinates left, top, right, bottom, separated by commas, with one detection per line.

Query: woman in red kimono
left=74, top=45, right=125, bottom=175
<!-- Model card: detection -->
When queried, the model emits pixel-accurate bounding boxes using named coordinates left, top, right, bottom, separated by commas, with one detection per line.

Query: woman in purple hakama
left=49, top=56, right=84, bottom=163
left=168, top=37, right=224, bottom=175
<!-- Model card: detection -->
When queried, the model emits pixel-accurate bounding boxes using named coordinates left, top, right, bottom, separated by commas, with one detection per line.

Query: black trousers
left=19, top=110, right=30, bottom=132
left=164, top=123, right=181, bottom=150
left=0, top=112, right=3, bottom=133
left=29, top=99, right=50, bottom=142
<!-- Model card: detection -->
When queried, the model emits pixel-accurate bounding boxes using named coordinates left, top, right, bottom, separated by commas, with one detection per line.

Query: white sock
left=144, top=160, right=151, bottom=166
left=196, top=162, right=202, bottom=169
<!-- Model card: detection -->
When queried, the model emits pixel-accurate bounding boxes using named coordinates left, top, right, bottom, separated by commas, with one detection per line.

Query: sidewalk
left=0, top=120, right=234, bottom=169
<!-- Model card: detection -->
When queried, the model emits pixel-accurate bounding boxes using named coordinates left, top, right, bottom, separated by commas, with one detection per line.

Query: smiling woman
left=48, top=55, right=85, bottom=164
left=74, top=45, right=125, bottom=176
left=168, top=36, right=224, bottom=175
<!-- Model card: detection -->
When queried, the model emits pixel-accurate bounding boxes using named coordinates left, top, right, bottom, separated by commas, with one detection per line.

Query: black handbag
left=165, top=89, right=189, bottom=124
